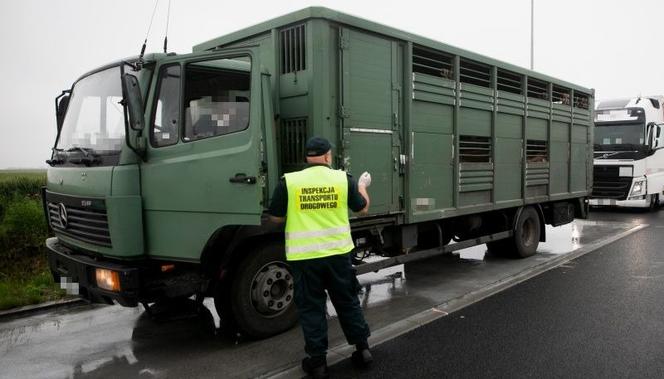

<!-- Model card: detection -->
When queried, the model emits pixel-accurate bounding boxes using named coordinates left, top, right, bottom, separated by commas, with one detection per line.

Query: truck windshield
left=56, top=66, right=125, bottom=153
left=594, top=122, right=645, bottom=146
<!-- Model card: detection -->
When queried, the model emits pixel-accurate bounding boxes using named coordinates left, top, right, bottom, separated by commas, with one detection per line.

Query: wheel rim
left=250, top=261, right=294, bottom=317
left=521, top=217, right=537, bottom=247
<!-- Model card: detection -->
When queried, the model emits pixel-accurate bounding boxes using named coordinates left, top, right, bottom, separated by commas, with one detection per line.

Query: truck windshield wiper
left=46, top=148, right=66, bottom=166
left=594, top=151, right=622, bottom=159
left=67, top=147, right=97, bottom=156
left=65, top=147, right=102, bottom=166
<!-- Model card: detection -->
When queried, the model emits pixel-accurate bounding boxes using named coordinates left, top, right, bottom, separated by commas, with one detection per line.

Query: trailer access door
left=339, top=28, right=403, bottom=215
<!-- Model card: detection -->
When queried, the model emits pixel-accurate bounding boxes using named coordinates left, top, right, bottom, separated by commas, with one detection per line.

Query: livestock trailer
left=45, top=7, right=593, bottom=338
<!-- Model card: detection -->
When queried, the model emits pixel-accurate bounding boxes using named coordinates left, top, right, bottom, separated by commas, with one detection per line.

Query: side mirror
left=55, top=91, right=70, bottom=132
left=646, top=122, right=655, bottom=148
left=121, top=73, right=145, bottom=131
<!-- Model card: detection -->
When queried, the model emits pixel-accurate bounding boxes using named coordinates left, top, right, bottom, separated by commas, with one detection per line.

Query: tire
left=488, top=207, right=541, bottom=259
left=228, top=242, right=298, bottom=339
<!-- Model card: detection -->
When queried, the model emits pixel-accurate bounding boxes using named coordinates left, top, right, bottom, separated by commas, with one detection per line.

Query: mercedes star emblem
left=58, top=203, right=68, bottom=229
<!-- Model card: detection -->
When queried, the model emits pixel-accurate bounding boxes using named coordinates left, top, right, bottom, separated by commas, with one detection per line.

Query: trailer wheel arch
left=199, top=222, right=284, bottom=287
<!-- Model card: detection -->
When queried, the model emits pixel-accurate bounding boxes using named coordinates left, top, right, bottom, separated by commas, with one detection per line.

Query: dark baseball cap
left=305, top=136, right=334, bottom=156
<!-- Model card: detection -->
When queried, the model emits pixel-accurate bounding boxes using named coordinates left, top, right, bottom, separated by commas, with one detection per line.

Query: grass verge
left=0, top=170, right=68, bottom=311
left=0, top=256, right=66, bottom=310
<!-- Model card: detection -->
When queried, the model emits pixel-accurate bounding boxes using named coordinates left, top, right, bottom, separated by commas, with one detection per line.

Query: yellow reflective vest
left=284, top=165, right=355, bottom=261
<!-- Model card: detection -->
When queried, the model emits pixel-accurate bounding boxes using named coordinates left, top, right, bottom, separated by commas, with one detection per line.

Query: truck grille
left=592, top=166, right=632, bottom=200
left=47, top=201, right=112, bottom=247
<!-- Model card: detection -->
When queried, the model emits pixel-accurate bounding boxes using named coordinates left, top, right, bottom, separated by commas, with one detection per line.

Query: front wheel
left=228, top=242, right=298, bottom=339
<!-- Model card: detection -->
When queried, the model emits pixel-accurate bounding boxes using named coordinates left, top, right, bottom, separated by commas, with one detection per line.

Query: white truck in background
left=591, top=96, right=664, bottom=209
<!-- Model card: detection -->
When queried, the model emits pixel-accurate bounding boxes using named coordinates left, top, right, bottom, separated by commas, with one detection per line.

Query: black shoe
left=351, top=347, right=373, bottom=369
left=302, top=357, right=329, bottom=379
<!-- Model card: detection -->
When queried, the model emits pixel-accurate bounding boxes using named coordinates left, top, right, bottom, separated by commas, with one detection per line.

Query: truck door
left=339, top=28, right=403, bottom=215
left=140, top=51, right=264, bottom=260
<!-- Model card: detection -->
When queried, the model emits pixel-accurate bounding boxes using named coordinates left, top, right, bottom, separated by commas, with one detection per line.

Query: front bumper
left=46, top=237, right=141, bottom=306
left=589, top=197, right=649, bottom=208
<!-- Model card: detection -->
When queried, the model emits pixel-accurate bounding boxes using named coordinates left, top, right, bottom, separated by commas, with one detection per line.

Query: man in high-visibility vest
left=269, top=136, right=372, bottom=378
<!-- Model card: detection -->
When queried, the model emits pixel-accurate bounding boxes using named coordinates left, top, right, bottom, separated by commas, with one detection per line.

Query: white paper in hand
left=359, top=171, right=372, bottom=187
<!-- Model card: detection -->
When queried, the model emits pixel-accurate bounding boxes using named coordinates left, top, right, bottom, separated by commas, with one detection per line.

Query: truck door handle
left=229, top=173, right=257, bottom=184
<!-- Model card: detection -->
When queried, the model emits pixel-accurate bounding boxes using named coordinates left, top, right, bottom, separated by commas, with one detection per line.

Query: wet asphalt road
left=0, top=210, right=653, bottom=378
left=331, top=208, right=664, bottom=378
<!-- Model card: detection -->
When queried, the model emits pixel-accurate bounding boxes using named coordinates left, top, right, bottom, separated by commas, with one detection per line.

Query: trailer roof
left=193, top=7, right=592, bottom=94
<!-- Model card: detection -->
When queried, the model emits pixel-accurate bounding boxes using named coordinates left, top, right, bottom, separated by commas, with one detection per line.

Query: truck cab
left=45, top=49, right=275, bottom=311
left=591, top=97, right=664, bottom=209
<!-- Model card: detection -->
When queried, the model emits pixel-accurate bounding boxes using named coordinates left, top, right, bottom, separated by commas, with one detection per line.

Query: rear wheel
left=228, top=242, right=298, bottom=339
left=486, top=207, right=541, bottom=259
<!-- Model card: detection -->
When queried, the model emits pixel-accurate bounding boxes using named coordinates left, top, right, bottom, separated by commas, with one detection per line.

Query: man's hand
left=358, top=171, right=372, bottom=188
left=356, top=172, right=371, bottom=214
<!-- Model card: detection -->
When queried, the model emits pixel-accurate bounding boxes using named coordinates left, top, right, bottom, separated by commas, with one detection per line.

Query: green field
left=0, top=169, right=47, bottom=182
left=0, top=169, right=67, bottom=310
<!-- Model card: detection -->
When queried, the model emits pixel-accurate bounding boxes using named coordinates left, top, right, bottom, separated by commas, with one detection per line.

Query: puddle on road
left=333, top=219, right=633, bottom=317
left=458, top=221, right=583, bottom=261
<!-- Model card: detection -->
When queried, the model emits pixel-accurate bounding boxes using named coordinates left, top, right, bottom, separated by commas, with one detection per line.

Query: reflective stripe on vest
left=284, top=166, right=354, bottom=261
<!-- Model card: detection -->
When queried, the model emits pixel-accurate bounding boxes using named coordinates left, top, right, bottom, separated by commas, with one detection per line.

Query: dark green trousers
left=290, top=253, right=370, bottom=358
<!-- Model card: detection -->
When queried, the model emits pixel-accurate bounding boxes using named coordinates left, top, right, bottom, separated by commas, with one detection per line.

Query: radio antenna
left=138, top=0, right=160, bottom=66
left=163, top=0, right=172, bottom=53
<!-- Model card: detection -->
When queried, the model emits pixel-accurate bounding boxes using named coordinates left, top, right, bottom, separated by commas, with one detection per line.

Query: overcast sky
left=1, top=0, right=662, bottom=168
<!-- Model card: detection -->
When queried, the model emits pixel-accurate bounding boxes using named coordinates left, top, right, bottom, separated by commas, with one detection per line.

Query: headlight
left=95, top=268, right=121, bottom=291
left=631, top=180, right=646, bottom=196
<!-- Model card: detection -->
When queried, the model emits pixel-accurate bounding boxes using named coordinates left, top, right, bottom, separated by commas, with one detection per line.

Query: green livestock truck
left=44, top=7, right=594, bottom=338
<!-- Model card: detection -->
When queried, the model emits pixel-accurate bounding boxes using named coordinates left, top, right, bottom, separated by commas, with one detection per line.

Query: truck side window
left=151, top=65, right=181, bottom=147
left=183, top=57, right=251, bottom=142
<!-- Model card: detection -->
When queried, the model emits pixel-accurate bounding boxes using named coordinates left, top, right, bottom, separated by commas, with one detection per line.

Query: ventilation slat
left=527, top=78, right=549, bottom=100
left=460, top=135, right=492, bottom=163
left=280, top=118, right=308, bottom=171
left=412, top=45, right=454, bottom=79
left=497, top=69, right=523, bottom=95
left=459, top=59, right=491, bottom=88
left=574, top=92, right=590, bottom=109
left=280, top=24, right=306, bottom=74
left=413, top=62, right=446, bottom=73
left=415, top=53, right=451, bottom=67
left=552, top=85, right=571, bottom=105
left=290, top=27, right=295, bottom=72
left=526, top=140, right=548, bottom=163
